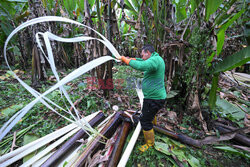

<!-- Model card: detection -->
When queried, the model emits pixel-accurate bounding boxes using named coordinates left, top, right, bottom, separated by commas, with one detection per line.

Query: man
left=119, top=44, right=166, bottom=152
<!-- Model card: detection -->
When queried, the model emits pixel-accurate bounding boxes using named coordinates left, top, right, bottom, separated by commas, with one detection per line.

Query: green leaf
left=213, top=46, right=250, bottom=73
left=63, top=0, right=77, bottom=17
left=216, top=96, right=245, bottom=121
left=46, top=0, right=54, bottom=10
left=1, top=22, right=14, bottom=36
left=206, top=51, right=216, bottom=66
left=131, top=0, right=140, bottom=11
left=205, top=0, right=223, bottom=21
left=214, top=146, right=250, bottom=159
left=0, top=104, right=23, bottom=118
left=77, top=82, right=86, bottom=89
left=88, top=0, right=96, bottom=8
left=63, top=85, right=71, bottom=91
left=166, top=90, right=179, bottom=99
left=124, top=0, right=137, bottom=13
left=155, top=136, right=200, bottom=167
left=77, top=0, right=84, bottom=11
left=23, top=134, right=39, bottom=163
left=244, top=22, right=250, bottom=45
left=87, top=100, right=91, bottom=109
left=190, top=0, right=200, bottom=14
left=208, top=74, right=218, bottom=109
left=174, top=0, right=187, bottom=23
left=216, top=9, right=245, bottom=55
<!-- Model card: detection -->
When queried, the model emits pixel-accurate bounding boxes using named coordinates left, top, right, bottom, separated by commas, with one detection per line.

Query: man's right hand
left=120, top=56, right=136, bottom=65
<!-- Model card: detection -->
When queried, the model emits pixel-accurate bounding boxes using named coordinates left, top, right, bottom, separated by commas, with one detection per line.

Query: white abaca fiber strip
left=1, top=16, right=121, bottom=141
left=0, top=111, right=99, bottom=166
left=117, top=88, right=144, bottom=167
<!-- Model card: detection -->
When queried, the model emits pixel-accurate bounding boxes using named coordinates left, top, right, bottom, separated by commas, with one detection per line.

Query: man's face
left=141, top=50, right=151, bottom=60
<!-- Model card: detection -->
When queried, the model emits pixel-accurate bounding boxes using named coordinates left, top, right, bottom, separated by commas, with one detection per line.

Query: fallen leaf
left=165, top=124, right=174, bottom=131
left=244, top=114, right=250, bottom=127
left=232, top=145, right=250, bottom=153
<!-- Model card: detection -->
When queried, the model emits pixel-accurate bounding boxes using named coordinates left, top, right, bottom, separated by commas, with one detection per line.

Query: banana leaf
left=213, top=46, right=250, bottom=74
left=23, top=134, right=39, bottom=163
left=0, top=104, right=23, bottom=118
left=209, top=46, right=250, bottom=109
left=173, top=0, right=187, bottom=23
left=154, top=136, right=200, bottom=167
left=214, top=146, right=250, bottom=159
left=63, top=0, right=77, bottom=17
left=208, top=74, right=218, bottom=109
left=216, top=9, right=245, bottom=55
left=205, top=0, right=223, bottom=21
left=216, top=96, right=246, bottom=122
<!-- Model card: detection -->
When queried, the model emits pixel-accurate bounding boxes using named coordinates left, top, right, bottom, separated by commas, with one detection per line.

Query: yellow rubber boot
left=152, top=116, right=157, bottom=125
left=139, top=129, right=155, bottom=152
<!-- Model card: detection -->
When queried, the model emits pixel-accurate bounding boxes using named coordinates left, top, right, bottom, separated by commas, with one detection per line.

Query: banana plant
left=207, top=1, right=248, bottom=109
left=209, top=46, right=250, bottom=109
left=0, top=0, right=29, bottom=63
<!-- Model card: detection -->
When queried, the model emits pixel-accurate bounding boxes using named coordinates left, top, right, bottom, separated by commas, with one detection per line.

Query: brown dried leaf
left=244, top=114, right=250, bottom=127
left=201, top=131, right=237, bottom=145
left=88, top=150, right=109, bottom=167
left=165, top=124, right=174, bottom=131
left=232, top=145, right=250, bottom=153
left=167, top=111, right=178, bottom=123
left=179, top=126, right=187, bottom=130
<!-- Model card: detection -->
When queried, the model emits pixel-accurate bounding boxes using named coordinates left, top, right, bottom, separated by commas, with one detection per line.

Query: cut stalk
left=0, top=112, right=99, bottom=166
left=117, top=122, right=141, bottom=167
left=74, top=112, right=122, bottom=166
left=41, top=112, right=105, bottom=166
left=106, top=121, right=131, bottom=167
left=118, top=88, right=143, bottom=167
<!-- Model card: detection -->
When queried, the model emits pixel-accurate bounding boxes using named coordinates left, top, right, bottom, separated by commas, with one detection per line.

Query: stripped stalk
left=41, top=112, right=105, bottom=167
left=106, top=121, right=131, bottom=167
left=74, top=112, right=122, bottom=166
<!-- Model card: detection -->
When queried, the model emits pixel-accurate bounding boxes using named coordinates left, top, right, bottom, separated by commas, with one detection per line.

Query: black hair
left=142, top=44, right=155, bottom=53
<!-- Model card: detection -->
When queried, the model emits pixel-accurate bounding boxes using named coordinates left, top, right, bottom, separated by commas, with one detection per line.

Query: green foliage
left=215, top=96, right=246, bottom=125
left=155, top=136, right=200, bottom=167
left=208, top=74, right=218, bottom=109
left=0, top=104, right=23, bottom=118
left=216, top=9, right=245, bottom=55
left=190, top=0, right=200, bottom=14
left=214, top=146, right=250, bottom=159
left=209, top=46, right=250, bottom=109
left=63, top=0, right=77, bottom=17
left=124, top=0, right=137, bottom=13
left=180, top=27, right=211, bottom=94
left=23, top=133, right=39, bottom=162
left=173, top=0, right=187, bottom=23
left=205, top=0, right=223, bottom=21
left=166, top=90, right=179, bottom=99
left=126, top=133, right=173, bottom=167
left=213, top=46, right=250, bottom=73
left=77, top=0, right=84, bottom=11
left=0, top=123, right=38, bottom=155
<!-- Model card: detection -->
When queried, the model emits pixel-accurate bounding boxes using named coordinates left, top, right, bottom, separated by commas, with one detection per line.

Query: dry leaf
left=232, top=145, right=250, bottom=153
left=165, top=124, right=174, bottom=131
left=244, top=114, right=250, bottom=127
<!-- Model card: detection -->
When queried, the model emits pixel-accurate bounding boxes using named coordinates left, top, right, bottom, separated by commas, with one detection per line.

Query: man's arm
left=120, top=56, right=158, bottom=72
left=135, top=58, right=144, bottom=61
left=129, top=58, right=158, bottom=72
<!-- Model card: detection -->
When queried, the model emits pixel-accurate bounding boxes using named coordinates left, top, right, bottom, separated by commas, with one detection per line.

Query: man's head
left=141, top=44, right=155, bottom=60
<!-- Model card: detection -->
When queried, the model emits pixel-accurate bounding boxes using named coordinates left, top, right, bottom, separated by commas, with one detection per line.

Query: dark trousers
left=140, top=98, right=166, bottom=131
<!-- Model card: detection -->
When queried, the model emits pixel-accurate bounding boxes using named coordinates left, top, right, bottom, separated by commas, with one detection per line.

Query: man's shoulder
left=150, top=53, right=164, bottom=61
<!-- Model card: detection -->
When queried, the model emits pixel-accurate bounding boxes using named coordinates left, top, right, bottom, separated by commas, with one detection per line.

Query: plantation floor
left=0, top=66, right=249, bottom=166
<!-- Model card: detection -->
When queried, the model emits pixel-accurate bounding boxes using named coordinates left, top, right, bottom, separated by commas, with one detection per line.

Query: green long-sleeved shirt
left=129, top=52, right=167, bottom=100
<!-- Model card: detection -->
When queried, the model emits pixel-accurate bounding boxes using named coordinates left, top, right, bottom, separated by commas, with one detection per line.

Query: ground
left=0, top=65, right=249, bottom=166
